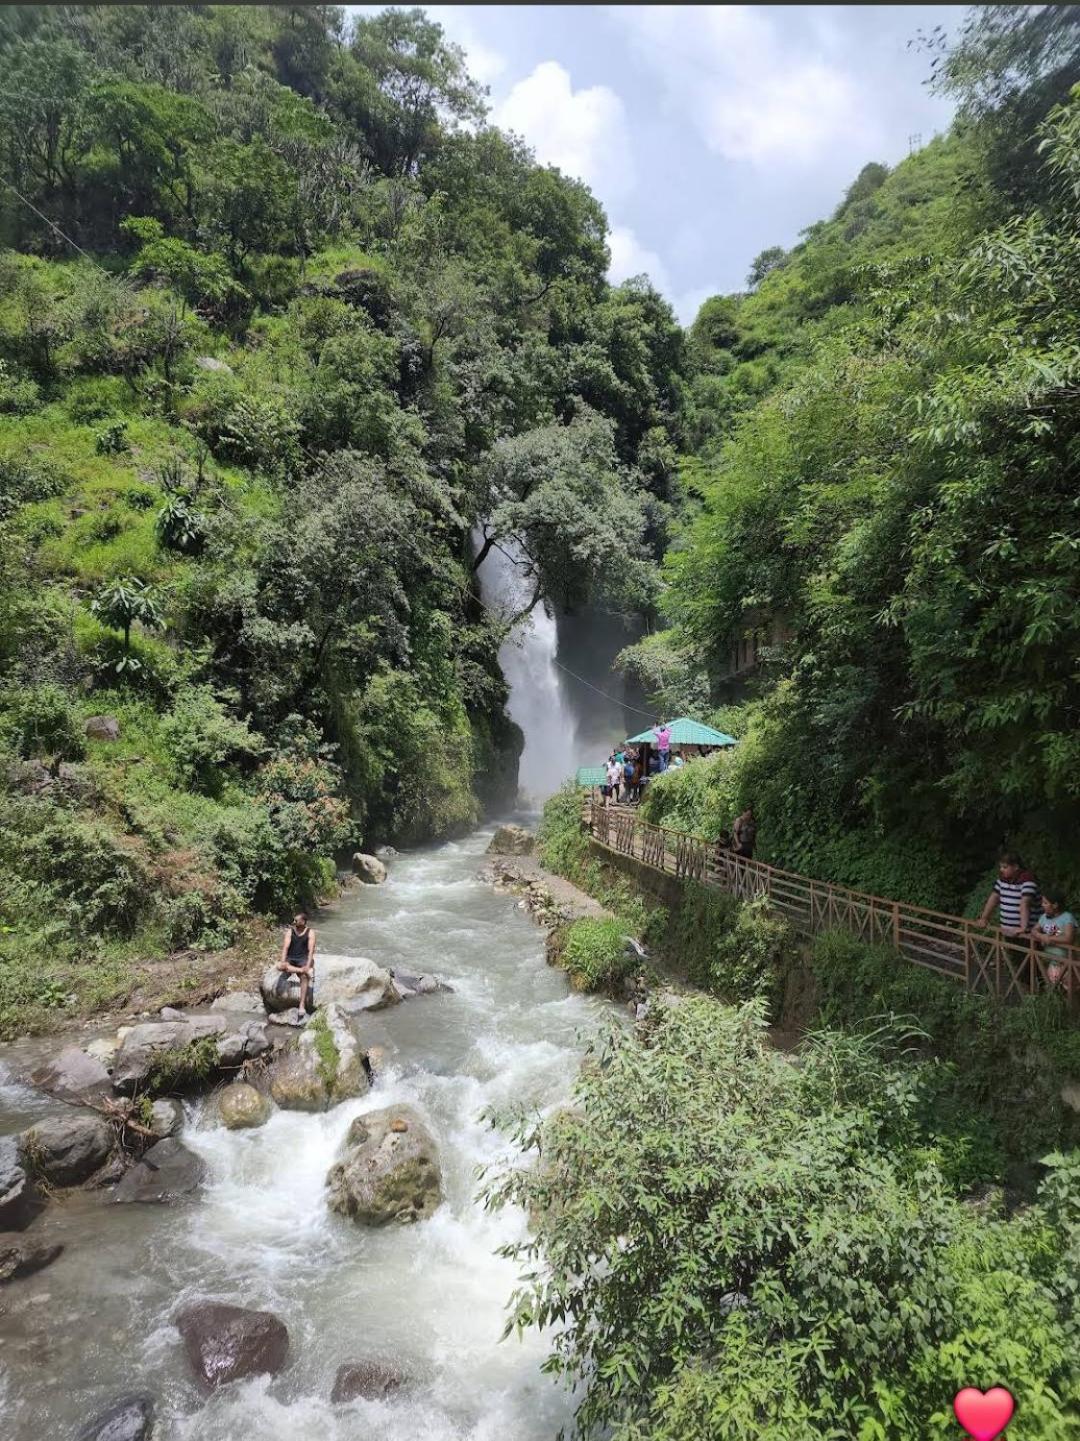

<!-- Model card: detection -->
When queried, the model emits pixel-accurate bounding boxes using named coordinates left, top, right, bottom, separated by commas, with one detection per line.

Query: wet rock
left=28, top=1046, right=112, bottom=1104
left=75, top=1394, right=154, bottom=1441
left=269, top=1005, right=368, bottom=1112
left=176, top=1301, right=289, bottom=1390
left=19, top=1113, right=114, bottom=1187
left=327, top=1104, right=442, bottom=1226
left=211, top=991, right=263, bottom=1015
left=392, top=972, right=452, bottom=998
left=159, top=1006, right=188, bottom=1021
left=0, top=1233, right=63, bottom=1283
left=111, top=1017, right=226, bottom=1094
left=216, top=1082, right=271, bottom=1130
left=316, top=955, right=401, bottom=1012
left=374, top=845, right=398, bottom=861
left=0, top=1137, right=40, bottom=1230
left=259, top=967, right=314, bottom=1015
left=195, top=355, right=232, bottom=374
left=486, top=824, right=534, bottom=856
left=331, top=1359, right=406, bottom=1402
left=110, top=1138, right=205, bottom=1204
left=148, top=1098, right=184, bottom=1139
left=352, top=852, right=388, bottom=885
left=84, top=715, right=120, bottom=742
left=216, top=1021, right=271, bottom=1069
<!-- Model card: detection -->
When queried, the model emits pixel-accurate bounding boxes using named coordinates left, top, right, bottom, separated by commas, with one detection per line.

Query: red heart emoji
left=953, top=1387, right=1015, bottom=1441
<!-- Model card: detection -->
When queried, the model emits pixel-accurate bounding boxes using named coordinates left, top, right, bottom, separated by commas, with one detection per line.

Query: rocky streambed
left=0, top=825, right=610, bottom=1441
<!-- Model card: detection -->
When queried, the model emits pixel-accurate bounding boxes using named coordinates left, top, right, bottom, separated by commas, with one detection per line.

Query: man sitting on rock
left=277, top=912, right=316, bottom=1021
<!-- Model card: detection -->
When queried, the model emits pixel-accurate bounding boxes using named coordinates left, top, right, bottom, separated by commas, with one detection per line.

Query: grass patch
left=556, top=917, right=636, bottom=994
left=143, top=1034, right=219, bottom=1096
left=309, top=1009, right=340, bottom=1091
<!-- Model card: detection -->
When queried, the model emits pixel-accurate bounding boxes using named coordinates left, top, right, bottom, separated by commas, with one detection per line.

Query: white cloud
left=607, top=225, right=671, bottom=293
left=612, top=5, right=873, bottom=167
left=494, top=61, right=634, bottom=202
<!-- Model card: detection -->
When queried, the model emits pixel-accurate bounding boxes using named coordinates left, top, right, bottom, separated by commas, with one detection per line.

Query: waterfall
left=478, top=544, right=578, bottom=805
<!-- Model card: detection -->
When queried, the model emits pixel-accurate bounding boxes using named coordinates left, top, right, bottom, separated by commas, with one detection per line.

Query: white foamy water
left=479, top=545, right=578, bottom=804
left=0, top=828, right=608, bottom=1441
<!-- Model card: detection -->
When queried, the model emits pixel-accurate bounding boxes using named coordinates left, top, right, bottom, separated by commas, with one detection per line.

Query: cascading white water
left=0, top=829, right=609, bottom=1441
left=478, top=544, right=579, bottom=804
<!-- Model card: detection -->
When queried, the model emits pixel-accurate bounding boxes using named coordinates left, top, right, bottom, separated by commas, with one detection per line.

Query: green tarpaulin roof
left=625, top=717, right=738, bottom=748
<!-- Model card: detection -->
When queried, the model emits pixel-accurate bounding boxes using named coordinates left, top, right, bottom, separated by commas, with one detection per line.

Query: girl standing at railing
left=1033, top=889, right=1076, bottom=987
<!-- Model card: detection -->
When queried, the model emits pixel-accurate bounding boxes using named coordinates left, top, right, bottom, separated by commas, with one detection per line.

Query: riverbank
left=0, top=825, right=617, bottom=1441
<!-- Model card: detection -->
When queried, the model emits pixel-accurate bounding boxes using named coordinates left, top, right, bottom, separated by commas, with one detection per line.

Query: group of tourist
left=979, top=852, right=1075, bottom=985
left=600, top=723, right=685, bottom=807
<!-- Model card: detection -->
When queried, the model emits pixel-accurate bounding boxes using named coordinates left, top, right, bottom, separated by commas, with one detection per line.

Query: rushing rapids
left=0, top=827, right=609, bottom=1440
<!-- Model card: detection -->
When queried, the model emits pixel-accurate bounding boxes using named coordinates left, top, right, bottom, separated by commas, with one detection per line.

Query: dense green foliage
left=0, top=5, right=682, bottom=1032
left=621, top=8, right=1080, bottom=912
left=551, top=916, right=635, bottom=994
left=487, top=996, right=1080, bottom=1440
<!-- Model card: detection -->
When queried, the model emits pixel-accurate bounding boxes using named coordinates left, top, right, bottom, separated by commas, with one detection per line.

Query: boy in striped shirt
left=978, top=851, right=1040, bottom=936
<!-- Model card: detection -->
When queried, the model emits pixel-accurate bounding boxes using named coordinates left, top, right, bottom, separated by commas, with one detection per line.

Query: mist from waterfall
left=477, top=542, right=651, bottom=805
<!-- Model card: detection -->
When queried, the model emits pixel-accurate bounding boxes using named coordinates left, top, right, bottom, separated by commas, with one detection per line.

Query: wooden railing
left=585, top=797, right=1080, bottom=1005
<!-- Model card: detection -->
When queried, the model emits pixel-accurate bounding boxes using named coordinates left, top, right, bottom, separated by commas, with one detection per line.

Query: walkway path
left=583, top=799, right=1079, bottom=1007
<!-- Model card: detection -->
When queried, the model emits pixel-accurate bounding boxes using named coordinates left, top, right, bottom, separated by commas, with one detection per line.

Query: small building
left=625, top=717, right=738, bottom=760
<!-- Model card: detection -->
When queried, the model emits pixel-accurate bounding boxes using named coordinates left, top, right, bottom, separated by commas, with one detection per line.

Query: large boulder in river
left=269, top=1005, right=368, bottom=1112
left=29, top=1045, right=112, bottom=1104
left=260, top=967, right=313, bottom=1014
left=110, top=1137, right=205, bottom=1204
left=486, top=824, right=534, bottom=856
left=176, top=1301, right=289, bottom=1390
left=352, top=852, right=387, bottom=884
left=75, top=1394, right=154, bottom=1441
left=0, top=1137, right=40, bottom=1230
left=331, top=1358, right=406, bottom=1402
left=110, top=1016, right=226, bottom=1094
left=216, top=1082, right=271, bottom=1130
left=316, top=954, right=401, bottom=1012
left=19, top=1112, right=114, bottom=1187
left=326, top=1105, right=442, bottom=1226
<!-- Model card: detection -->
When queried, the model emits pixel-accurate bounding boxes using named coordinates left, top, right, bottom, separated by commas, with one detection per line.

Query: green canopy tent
left=625, top=718, right=737, bottom=749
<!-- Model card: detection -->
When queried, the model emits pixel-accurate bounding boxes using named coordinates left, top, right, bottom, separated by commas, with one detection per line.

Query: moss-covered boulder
left=326, top=1105, right=442, bottom=1226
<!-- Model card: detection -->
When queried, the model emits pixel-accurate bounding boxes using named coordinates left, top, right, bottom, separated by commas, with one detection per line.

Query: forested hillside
left=628, top=6, right=1080, bottom=912
left=0, top=3, right=682, bottom=1034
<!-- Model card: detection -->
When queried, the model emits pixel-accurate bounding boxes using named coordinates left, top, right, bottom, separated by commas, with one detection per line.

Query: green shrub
left=94, top=421, right=130, bottom=455
left=6, top=807, right=148, bottom=937
left=159, top=686, right=259, bottom=796
left=558, top=917, right=634, bottom=993
left=162, top=887, right=242, bottom=950
left=143, top=1034, right=218, bottom=1096
left=810, top=929, right=1080, bottom=1184
left=486, top=995, right=1080, bottom=1440
left=0, top=682, right=86, bottom=764
left=537, top=784, right=590, bottom=880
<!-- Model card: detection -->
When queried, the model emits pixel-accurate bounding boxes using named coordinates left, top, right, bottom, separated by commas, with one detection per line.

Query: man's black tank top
left=286, top=926, right=311, bottom=962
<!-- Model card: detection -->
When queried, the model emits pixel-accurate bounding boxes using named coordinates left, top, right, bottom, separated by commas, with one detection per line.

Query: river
left=0, top=826, right=610, bottom=1440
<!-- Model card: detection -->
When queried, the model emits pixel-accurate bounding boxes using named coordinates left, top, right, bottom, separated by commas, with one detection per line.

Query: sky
left=350, top=4, right=964, bottom=324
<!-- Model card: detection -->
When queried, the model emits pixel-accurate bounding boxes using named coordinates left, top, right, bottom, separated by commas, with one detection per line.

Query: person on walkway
left=277, top=911, right=316, bottom=1019
left=733, top=805, right=757, bottom=859
left=606, top=756, right=623, bottom=806
left=654, top=722, right=672, bottom=771
left=623, top=752, right=636, bottom=804
left=1033, top=889, right=1075, bottom=987
left=978, top=852, right=1039, bottom=936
